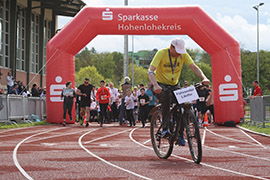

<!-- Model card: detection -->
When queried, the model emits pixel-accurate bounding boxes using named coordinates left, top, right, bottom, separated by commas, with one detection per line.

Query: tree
left=91, top=52, right=116, bottom=80
left=200, top=51, right=211, bottom=66
left=128, top=63, right=148, bottom=86
left=111, top=51, right=124, bottom=84
left=75, top=47, right=95, bottom=72
left=180, top=62, right=212, bottom=86
left=75, top=66, right=104, bottom=86
left=241, top=50, right=270, bottom=96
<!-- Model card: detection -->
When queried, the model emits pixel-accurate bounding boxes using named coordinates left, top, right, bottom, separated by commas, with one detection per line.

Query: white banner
left=173, top=85, right=199, bottom=104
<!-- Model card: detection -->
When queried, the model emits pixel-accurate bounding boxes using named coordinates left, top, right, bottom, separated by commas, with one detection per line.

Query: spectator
left=145, top=82, right=156, bottom=121
left=22, top=87, right=28, bottom=97
left=7, top=72, right=14, bottom=94
left=18, top=81, right=24, bottom=95
left=118, top=76, right=132, bottom=125
left=133, top=86, right=139, bottom=121
left=137, top=83, right=145, bottom=97
left=76, top=78, right=95, bottom=127
left=75, top=90, right=81, bottom=123
left=31, top=84, right=40, bottom=97
left=138, top=88, right=149, bottom=128
left=206, top=85, right=215, bottom=125
left=40, top=87, right=46, bottom=97
left=89, top=98, right=98, bottom=122
left=137, top=83, right=145, bottom=122
left=10, top=83, right=19, bottom=95
left=184, top=80, right=188, bottom=88
left=0, top=84, right=4, bottom=94
left=251, top=80, right=262, bottom=98
left=196, top=83, right=210, bottom=126
left=96, top=80, right=111, bottom=127
left=61, top=81, right=76, bottom=126
left=125, top=89, right=136, bottom=127
left=109, top=82, right=119, bottom=122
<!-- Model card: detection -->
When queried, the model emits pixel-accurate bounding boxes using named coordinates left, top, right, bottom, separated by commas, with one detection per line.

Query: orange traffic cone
left=83, top=112, right=87, bottom=125
left=202, top=113, right=209, bottom=127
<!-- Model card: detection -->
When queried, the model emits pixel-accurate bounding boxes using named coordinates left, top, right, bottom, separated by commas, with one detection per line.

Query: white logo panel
left=219, top=75, right=239, bottom=102
left=102, top=8, right=113, bottom=21
left=50, top=76, right=65, bottom=102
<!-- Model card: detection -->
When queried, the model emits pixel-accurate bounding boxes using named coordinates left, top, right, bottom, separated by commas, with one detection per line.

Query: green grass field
left=240, top=122, right=270, bottom=135
left=0, top=120, right=49, bottom=129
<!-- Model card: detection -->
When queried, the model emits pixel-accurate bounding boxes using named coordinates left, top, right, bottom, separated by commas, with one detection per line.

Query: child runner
left=125, top=89, right=136, bottom=127
left=138, top=88, right=149, bottom=128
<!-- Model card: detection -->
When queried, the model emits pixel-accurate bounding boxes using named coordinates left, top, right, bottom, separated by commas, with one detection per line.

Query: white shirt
left=109, top=87, right=119, bottom=103
left=125, top=94, right=135, bottom=110
left=133, top=90, right=139, bottom=106
left=7, top=75, right=14, bottom=86
left=90, top=101, right=97, bottom=110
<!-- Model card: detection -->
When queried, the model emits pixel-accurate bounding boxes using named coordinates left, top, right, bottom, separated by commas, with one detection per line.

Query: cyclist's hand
left=202, top=78, right=210, bottom=86
left=153, top=84, right=162, bottom=94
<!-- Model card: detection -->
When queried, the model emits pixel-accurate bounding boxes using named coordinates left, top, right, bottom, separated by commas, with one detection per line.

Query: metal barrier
left=244, top=95, right=270, bottom=128
left=0, top=96, right=9, bottom=123
left=0, top=95, right=46, bottom=125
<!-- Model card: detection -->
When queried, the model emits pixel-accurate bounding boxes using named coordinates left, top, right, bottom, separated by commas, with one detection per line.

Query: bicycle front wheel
left=184, top=109, right=202, bottom=164
left=150, top=110, right=173, bottom=159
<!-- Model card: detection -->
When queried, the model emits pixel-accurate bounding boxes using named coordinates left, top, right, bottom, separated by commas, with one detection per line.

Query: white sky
left=58, top=0, right=270, bottom=53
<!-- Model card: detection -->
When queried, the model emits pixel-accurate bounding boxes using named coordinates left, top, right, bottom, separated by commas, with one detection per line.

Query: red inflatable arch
left=46, top=6, right=244, bottom=125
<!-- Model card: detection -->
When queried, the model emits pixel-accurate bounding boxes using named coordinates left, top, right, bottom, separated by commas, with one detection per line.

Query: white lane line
left=129, top=128, right=269, bottom=180
left=202, top=127, right=207, bottom=145
left=143, top=139, right=151, bottom=145
left=206, top=128, right=266, bottom=148
left=13, top=128, right=62, bottom=180
left=0, top=129, right=48, bottom=138
left=203, top=144, right=270, bottom=162
left=79, top=128, right=152, bottom=180
left=26, top=128, right=91, bottom=143
left=83, top=129, right=130, bottom=144
left=240, top=130, right=266, bottom=149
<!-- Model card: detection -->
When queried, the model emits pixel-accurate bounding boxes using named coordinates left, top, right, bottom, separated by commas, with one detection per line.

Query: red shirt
left=253, top=86, right=262, bottom=96
left=96, top=87, right=111, bottom=104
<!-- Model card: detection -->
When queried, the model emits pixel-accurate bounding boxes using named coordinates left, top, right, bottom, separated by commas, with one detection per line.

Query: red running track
left=0, top=122, right=269, bottom=180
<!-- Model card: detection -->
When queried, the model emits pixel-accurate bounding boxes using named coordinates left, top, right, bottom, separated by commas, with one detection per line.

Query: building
left=128, top=49, right=157, bottom=69
left=0, top=0, right=85, bottom=92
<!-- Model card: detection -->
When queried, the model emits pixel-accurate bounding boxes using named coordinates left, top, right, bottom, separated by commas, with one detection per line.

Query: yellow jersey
left=150, top=48, right=194, bottom=85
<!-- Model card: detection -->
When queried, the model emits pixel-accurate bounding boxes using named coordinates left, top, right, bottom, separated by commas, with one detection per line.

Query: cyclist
left=148, top=38, right=210, bottom=146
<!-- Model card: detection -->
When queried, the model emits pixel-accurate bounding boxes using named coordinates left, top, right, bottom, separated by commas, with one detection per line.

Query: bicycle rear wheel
left=150, top=110, right=173, bottom=159
left=184, top=109, right=202, bottom=164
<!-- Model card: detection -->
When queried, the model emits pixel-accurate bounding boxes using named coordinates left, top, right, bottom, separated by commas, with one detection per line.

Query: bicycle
left=150, top=86, right=202, bottom=164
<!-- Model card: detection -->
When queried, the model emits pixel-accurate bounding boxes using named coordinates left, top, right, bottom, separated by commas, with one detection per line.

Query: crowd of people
left=68, top=77, right=159, bottom=128
left=60, top=75, right=216, bottom=130
left=0, top=70, right=46, bottom=97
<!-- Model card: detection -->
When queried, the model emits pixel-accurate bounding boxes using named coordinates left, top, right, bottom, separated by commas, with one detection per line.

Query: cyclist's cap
left=171, top=38, right=186, bottom=54
left=134, top=86, right=137, bottom=89
left=85, top=78, right=89, bottom=81
left=124, top=76, right=130, bottom=82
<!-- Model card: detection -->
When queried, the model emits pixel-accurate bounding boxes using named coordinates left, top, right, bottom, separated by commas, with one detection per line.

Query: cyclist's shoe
left=176, top=134, right=186, bottom=146
left=161, top=129, right=171, bottom=138
left=85, top=121, right=89, bottom=127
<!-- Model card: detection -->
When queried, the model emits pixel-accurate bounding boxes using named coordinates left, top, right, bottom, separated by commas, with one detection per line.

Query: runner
left=76, top=78, right=95, bottom=127
left=96, top=80, right=111, bottom=127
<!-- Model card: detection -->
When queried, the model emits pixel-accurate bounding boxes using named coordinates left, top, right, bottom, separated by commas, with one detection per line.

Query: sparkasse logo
left=102, top=8, right=113, bottom=20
